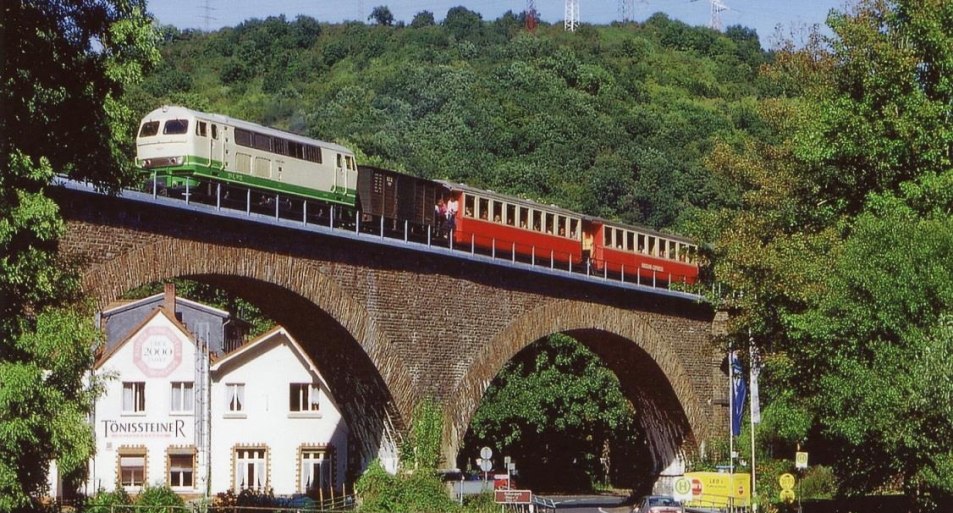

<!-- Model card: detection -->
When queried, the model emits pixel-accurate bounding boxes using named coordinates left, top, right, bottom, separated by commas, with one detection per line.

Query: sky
left=148, top=0, right=852, bottom=48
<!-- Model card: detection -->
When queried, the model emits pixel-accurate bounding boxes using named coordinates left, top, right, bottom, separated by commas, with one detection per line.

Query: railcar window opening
left=627, top=232, right=635, bottom=252
left=195, top=121, right=208, bottom=137
left=345, top=155, right=355, bottom=170
left=604, top=227, right=612, bottom=246
left=478, top=197, right=489, bottom=220
left=668, top=242, right=676, bottom=259
left=532, top=210, right=542, bottom=232
left=139, top=121, right=159, bottom=137
left=648, top=236, right=656, bottom=256
left=637, top=234, right=646, bottom=253
left=464, top=195, right=475, bottom=217
left=163, top=119, right=189, bottom=135
left=235, top=128, right=253, bottom=147
left=541, top=213, right=551, bottom=234
left=252, top=133, right=271, bottom=151
left=506, top=204, right=515, bottom=226
left=519, top=207, right=528, bottom=229
left=570, top=219, right=579, bottom=239
left=612, top=228, right=621, bottom=249
left=493, top=202, right=503, bottom=223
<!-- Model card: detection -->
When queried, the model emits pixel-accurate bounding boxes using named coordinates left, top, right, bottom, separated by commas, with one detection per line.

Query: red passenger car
left=442, top=183, right=584, bottom=268
left=589, top=219, right=698, bottom=285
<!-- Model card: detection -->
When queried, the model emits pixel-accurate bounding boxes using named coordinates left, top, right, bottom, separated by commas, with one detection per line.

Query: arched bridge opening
left=78, top=243, right=414, bottom=482
left=449, top=301, right=712, bottom=494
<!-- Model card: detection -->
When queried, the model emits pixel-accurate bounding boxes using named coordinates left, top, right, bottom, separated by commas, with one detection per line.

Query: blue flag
left=730, top=350, right=747, bottom=436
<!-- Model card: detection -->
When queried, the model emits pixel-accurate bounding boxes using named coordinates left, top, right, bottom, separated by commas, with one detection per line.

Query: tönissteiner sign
left=101, top=419, right=188, bottom=438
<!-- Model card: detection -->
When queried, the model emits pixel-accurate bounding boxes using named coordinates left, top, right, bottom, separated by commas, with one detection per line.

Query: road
left=536, top=494, right=631, bottom=513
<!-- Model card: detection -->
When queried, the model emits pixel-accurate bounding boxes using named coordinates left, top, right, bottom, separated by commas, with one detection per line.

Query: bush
left=136, top=484, right=186, bottom=509
left=84, top=488, right=132, bottom=513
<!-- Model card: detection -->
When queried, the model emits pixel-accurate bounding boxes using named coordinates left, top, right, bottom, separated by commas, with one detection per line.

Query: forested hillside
left=129, top=9, right=769, bottom=232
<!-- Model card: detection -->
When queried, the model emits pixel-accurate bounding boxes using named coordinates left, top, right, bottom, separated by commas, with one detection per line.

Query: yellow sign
left=779, top=473, right=796, bottom=490
left=683, top=472, right=750, bottom=508
left=795, top=451, right=809, bottom=469
left=780, top=489, right=796, bottom=502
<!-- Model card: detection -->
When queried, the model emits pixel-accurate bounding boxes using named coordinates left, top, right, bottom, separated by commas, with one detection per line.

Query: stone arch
left=79, top=237, right=415, bottom=472
left=448, top=299, right=707, bottom=481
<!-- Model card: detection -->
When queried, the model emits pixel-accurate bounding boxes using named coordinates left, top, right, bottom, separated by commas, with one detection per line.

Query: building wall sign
left=133, top=325, right=183, bottom=377
left=101, top=419, right=188, bottom=438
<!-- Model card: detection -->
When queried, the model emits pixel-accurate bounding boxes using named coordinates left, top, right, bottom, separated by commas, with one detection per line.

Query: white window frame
left=235, top=448, right=267, bottom=491
left=289, top=383, right=321, bottom=413
left=300, top=449, right=332, bottom=493
left=170, top=381, right=194, bottom=413
left=122, top=382, right=146, bottom=413
left=168, top=451, right=195, bottom=488
left=119, top=451, right=146, bottom=488
left=226, top=383, right=245, bottom=413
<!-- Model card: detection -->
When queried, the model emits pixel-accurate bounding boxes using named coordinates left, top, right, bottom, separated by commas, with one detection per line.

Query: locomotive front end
left=136, top=106, right=201, bottom=194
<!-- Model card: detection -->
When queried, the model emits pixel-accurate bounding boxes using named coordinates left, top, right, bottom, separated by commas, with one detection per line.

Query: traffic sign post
left=795, top=452, right=808, bottom=470
left=673, top=477, right=692, bottom=503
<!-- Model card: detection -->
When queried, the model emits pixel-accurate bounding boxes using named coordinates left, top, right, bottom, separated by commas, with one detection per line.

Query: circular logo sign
left=133, top=325, right=182, bottom=377
left=779, top=473, right=796, bottom=491
left=674, top=478, right=691, bottom=495
left=691, top=478, right=703, bottom=496
left=780, top=489, right=796, bottom=502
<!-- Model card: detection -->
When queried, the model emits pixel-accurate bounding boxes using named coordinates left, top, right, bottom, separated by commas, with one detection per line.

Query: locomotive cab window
left=163, top=119, right=189, bottom=135
left=139, top=121, right=159, bottom=137
left=195, top=121, right=207, bottom=137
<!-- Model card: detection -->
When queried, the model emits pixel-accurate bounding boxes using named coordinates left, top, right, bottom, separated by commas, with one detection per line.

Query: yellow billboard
left=683, top=472, right=751, bottom=508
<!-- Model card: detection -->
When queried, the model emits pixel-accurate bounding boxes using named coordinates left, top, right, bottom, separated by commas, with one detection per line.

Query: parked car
left=633, top=495, right=684, bottom=513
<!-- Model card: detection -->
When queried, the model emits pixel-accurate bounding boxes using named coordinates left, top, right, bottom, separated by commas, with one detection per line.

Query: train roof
left=438, top=180, right=696, bottom=245
left=142, top=105, right=354, bottom=155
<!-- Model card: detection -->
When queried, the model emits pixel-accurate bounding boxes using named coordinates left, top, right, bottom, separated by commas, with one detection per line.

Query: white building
left=86, top=285, right=348, bottom=499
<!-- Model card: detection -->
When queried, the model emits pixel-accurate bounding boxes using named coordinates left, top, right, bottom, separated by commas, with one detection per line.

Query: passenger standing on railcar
left=583, top=231, right=593, bottom=272
left=436, top=198, right=447, bottom=237
left=447, top=195, right=458, bottom=234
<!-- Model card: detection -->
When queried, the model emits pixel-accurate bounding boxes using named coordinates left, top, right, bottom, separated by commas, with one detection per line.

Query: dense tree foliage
left=702, top=0, right=952, bottom=507
left=129, top=11, right=770, bottom=232
left=0, top=1, right=158, bottom=510
left=460, top=335, right=646, bottom=492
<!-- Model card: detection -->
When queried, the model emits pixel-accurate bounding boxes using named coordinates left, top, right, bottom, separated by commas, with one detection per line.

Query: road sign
left=478, top=458, right=492, bottom=472
left=780, top=489, right=796, bottom=502
left=480, top=446, right=493, bottom=460
left=795, top=451, right=809, bottom=469
left=779, top=473, right=796, bottom=490
left=495, top=489, right=532, bottom=504
left=673, top=477, right=692, bottom=502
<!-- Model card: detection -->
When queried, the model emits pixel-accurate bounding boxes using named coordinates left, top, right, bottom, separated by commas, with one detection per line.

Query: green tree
left=0, top=1, right=158, bottom=510
left=461, top=334, right=642, bottom=491
left=411, top=10, right=436, bottom=28
left=369, top=6, right=395, bottom=27
left=703, top=0, right=953, bottom=506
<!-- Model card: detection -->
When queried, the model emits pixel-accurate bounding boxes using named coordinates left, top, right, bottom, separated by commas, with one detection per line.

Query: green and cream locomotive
left=136, top=105, right=358, bottom=206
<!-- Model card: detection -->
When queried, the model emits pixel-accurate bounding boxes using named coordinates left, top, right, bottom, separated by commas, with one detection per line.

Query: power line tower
left=564, top=0, right=579, bottom=32
left=526, top=0, right=539, bottom=32
left=619, top=0, right=635, bottom=23
left=200, top=0, right=216, bottom=32
left=709, top=0, right=728, bottom=31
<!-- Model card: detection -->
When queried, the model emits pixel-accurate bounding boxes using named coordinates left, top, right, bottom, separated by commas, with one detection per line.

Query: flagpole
left=728, top=346, right=734, bottom=476
left=749, top=331, right=757, bottom=513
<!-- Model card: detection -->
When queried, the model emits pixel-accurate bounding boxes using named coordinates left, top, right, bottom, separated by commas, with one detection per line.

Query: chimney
left=164, top=282, right=176, bottom=314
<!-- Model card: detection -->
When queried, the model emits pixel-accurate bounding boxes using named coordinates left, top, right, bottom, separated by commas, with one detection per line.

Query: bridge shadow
left=184, top=274, right=403, bottom=484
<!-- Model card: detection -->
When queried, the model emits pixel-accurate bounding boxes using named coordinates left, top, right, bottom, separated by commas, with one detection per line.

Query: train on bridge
left=136, top=105, right=699, bottom=286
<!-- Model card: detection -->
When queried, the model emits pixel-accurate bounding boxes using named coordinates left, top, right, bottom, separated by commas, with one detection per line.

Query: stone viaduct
left=53, top=182, right=728, bottom=490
